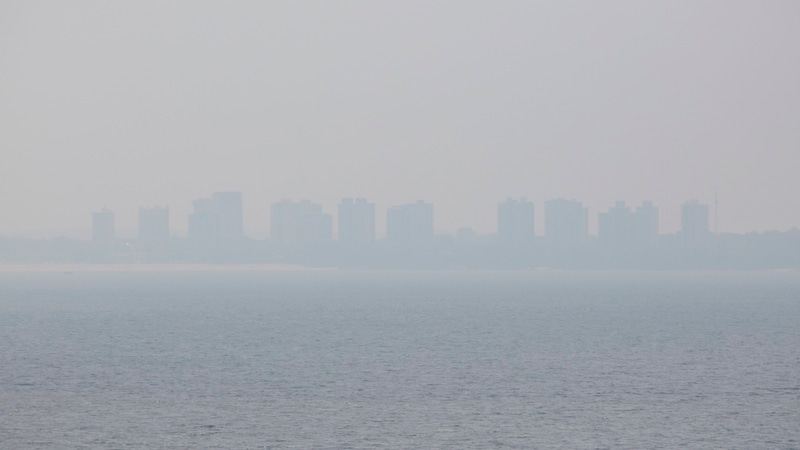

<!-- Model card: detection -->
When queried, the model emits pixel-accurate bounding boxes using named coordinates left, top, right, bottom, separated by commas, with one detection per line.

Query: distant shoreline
left=0, top=263, right=328, bottom=273
left=0, top=263, right=797, bottom=274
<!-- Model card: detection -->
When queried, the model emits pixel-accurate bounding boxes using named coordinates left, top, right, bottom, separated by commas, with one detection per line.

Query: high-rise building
left=188, top=192, right=244, bottom=245
left=598, top=201, right=633, bottom=247
left=338, top=198, right=375, bottom=243
left=680, top=199, right=709, bottom=246
left=633, top=201, right=659, bottom=246
left=188, top=198, right=218, bottom=244
left=212, top=192, right=243, bottom=241
left=598, top=200, right=660, bottom=249
left=544, top=199, right=588, bottom=247
left=138, top=206, right=169, bottom=243
left=271, top=200, right=332, bottom=244
left=92, top=208, right=115, bottom=244
left=497, top=198, right=535, bottom=246
left=386, top=200, right=434, bottom=246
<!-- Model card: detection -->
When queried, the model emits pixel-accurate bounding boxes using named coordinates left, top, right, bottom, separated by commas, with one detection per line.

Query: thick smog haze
left=3, top=5, right=800, bottom=444
left=2, top=1, right=798, bottom=237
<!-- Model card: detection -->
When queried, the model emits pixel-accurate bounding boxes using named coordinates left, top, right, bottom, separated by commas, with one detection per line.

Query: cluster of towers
left=496, top=198, right=710, bottom=248
left=266, top=198, right=435, bottom=246
left=91, top=193, right=712, bottom=249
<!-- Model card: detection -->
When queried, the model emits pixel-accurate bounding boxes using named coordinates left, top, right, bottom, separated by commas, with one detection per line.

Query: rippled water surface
left=1, top=270, right=799, bottom=448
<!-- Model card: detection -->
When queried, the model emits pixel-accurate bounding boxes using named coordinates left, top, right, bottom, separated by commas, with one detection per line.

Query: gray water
left=1, top=270, right=799, bottom=449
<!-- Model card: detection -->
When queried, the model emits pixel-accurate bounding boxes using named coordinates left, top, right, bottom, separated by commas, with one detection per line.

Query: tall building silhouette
left=596, top=200, right=661, bottom=250
left=92, top=208, right=115, bottom=244
left=680, top=199, right=709, bottom=246
left=598, top=201, right=634, bottom=248
left=211, top=192, right=243, bottom=241
left=544, top=199, right=588, bottom=247
left=386, top=200, right=433, bottom=246
left=271, top=200, right=332, bottom=244
left=188, top=198, right=218, bottom=244
left=633, top=201, right=659, bottom=246
left=188, top=192, right=243, bottom=246
left=497, top=198, right=535, bottom=246
left=338, top=198, right=375, bottom=243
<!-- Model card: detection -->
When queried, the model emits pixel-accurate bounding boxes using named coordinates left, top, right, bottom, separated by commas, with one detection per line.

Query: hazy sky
left=2, top=1, right=799, bottom=237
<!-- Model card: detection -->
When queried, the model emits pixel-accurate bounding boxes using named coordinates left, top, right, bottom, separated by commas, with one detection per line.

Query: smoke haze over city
left=3, top=5, right=800, bottom=448
left=2, top=1, right=799, bottom=237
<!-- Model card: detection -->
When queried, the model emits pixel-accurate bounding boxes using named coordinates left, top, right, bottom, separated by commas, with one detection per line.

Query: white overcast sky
left=1, top=1, right=798, bottom=237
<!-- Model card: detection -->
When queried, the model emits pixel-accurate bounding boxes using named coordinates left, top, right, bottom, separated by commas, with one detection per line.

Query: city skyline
left=2, top=2, right=799, bottom=237
left=2, top=4, right=799, bottom=448
left=6, top=190, right=795, bottom=241
left=0, top=184, right=791, bottom=239
left=3, top=191, right=791, bottom=270
left=73, top=193, right=735, bottom=241
left=6, top=191, right=797, bottom=241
